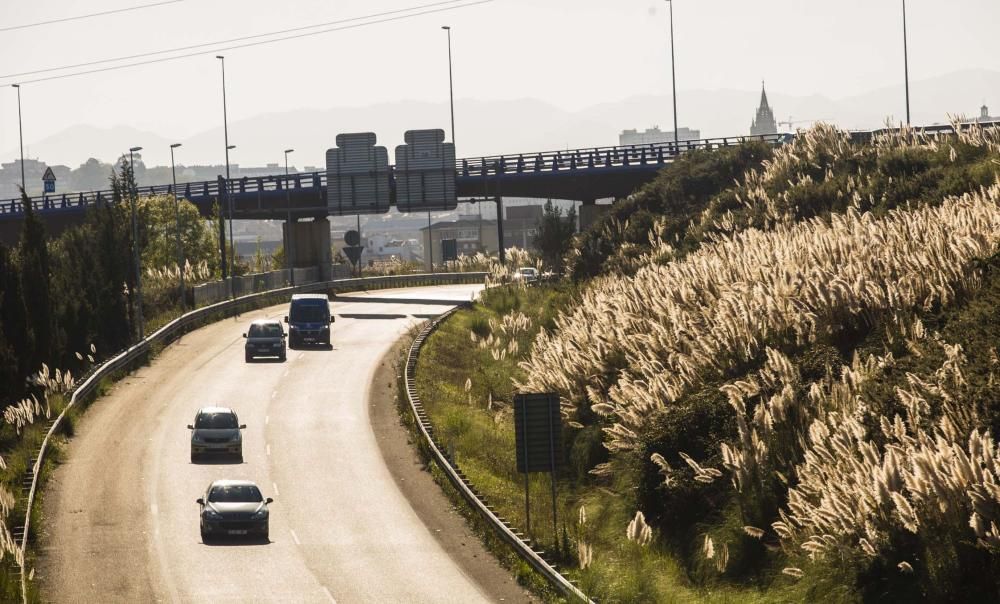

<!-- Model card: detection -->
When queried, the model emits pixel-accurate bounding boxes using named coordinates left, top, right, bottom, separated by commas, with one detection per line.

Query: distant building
left=619, top=126, right=700, bottom=146
left=975, top=104, right=998, bottom=123
left=750, top=82, right=778, bottom=136
left=420, top=218, right=499, bottom=270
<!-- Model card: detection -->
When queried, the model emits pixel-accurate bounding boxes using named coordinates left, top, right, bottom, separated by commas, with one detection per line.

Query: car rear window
left=248, top=323, right=282, bottom=337
left=208, top=485, right=263, bottom=503
left=195, top=412, right=238, bottom=429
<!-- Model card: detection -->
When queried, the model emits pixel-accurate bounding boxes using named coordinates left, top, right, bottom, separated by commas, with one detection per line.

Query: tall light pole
left=226, top=144, right=236, bottom=295
left=901, top=0, right=911, bottom=125
left=666, top=0, right=679, bottom=148
left=442, top=24, right=479, bottom=253
left=217, top=55, right=236, bottom=293
left=129, top=146, right=144, bottom=340
left=11, top=84, right=25, bottom=193
left=442, top=26, right=456, bottom=147
left=170, top=143, right=185, bottom=312
left=284, top=148, right=295, bottom=286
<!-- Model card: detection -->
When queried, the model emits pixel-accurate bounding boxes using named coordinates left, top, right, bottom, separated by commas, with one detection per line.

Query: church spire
left=750, top=80, right=778, bottom=136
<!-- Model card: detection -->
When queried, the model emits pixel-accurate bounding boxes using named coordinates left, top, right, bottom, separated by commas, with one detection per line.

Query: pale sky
left=0, top=0, right=997, bottom=168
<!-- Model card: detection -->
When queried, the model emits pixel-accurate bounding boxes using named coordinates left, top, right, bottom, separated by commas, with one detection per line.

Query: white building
left=619, top=126, right=701, bottom=146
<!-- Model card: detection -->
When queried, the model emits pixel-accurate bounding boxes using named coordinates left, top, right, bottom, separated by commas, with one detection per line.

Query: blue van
left=284, top=294, right=333, bottom=348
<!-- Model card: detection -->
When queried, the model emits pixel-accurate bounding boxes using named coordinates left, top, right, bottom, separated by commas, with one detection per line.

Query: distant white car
left=515, top=267, right=539, bottom=283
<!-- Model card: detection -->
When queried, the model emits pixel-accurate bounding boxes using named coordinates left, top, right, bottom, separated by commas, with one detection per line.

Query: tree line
left=0, top=160, right=220, bottom=407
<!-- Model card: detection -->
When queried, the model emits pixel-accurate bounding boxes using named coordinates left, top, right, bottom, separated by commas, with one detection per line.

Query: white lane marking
left=322, top=586, right=337, bottom=603
left=272, top=482, right=279, bottom=496
left=297, top=352, right=305, bottom=360
left=271, top=390, right=277, bottom=399
left=266, top=444, right=271, bottom=457
left=290, top=529, right=300, bottom=545
left=265, top=415, right=270, bottom=425
left=150, top=503, right=158, bottom=515
left=283, top=369, right=290, bottom=377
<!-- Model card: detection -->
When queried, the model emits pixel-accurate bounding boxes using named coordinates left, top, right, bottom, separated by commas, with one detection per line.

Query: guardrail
left=403, top=308, right=592, bottom=603
left=16, top=271, right=486, bottom=603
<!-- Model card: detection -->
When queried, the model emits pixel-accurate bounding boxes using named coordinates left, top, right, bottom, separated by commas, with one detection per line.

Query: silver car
left=197, top=479, right=272, bottom=542
left=188, top=407, right=245, bottom=463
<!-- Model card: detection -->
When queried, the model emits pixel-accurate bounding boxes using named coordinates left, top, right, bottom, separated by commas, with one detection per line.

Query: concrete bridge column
left=578, top=199, right=611, bottom=232
left=283, top=217, right=332, bottom=281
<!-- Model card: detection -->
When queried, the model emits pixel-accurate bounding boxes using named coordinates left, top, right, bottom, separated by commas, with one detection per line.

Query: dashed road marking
left=266, top=444, right=271, bottom=457
left=322, top=586, right=337, bottom=603
left=271, top=390, right=278, bottom=399
left=150, top=504, right=158, bottom=515
left=272, top=482, right=279, bottom=496
left=265, top=415, right=270, bottom=425
left=283, top=369, right=290, bottom=377
left=290, top=529, right=300, bottom=545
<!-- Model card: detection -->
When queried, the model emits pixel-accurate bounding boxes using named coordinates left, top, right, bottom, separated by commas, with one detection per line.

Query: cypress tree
left=17, top=190, right=52, bottom=371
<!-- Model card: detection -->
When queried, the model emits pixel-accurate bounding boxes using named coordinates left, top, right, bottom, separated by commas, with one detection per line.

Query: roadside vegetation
left=414, top=120, right=1000, bottom=601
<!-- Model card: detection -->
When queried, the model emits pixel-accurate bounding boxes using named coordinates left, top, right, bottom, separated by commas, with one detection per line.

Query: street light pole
left=217, top=55, right=236, bottom=295
left=129, top=146, right=144, bottom=340
left=666, top=0, right=679, bottom=148
left=284, top=148, right=295, bottom=286
left=11, top=84, right=25, bottom=193
left=442, top=26, right=456, bottom=147
left=170, top=143, right=185, bottom=312
left=901, top=0, right=911, bottom=125
left=226, top=144, right=236, bottom=297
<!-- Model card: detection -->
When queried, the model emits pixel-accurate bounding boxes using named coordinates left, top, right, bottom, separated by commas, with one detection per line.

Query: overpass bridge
left=0, top=134, right=783, bottom=245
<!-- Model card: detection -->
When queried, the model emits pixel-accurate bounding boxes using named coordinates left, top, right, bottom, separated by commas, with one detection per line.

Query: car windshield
left=289, top=303, right=328, bottom=323
left=248, top=323, right=282, bottom=337
left=195, top=412, right=237, bottom=429
left=208, top=484, right=263, bottom=503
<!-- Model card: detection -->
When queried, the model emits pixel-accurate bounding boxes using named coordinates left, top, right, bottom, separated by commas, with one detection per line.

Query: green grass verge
left=413, top=284, right=838, bottom=603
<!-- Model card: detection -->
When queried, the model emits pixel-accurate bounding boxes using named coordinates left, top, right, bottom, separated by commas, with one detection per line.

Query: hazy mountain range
left=8, top=69, right=999, bottom=170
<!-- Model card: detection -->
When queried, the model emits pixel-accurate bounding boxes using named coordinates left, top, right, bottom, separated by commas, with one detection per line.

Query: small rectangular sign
left=513, top=393, right=563, bottom=473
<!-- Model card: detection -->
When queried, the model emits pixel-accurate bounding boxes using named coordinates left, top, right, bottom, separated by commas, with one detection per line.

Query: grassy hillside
left=416, top=122, right=1000, bottom=601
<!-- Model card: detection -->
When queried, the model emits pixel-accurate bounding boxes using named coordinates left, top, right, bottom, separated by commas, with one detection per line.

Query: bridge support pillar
left=578, top=199, right=610, bottom=232
left=283, top=217, right=332, bottom=281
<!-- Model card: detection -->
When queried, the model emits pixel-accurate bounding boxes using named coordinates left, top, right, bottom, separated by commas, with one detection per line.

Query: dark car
left=197, top=479, right=272, bottom=542
left=284, top=294, right=333, bottom=348
left=188, top=407, right=246, bottom=462
left=244, top=319, right=286, bottom=362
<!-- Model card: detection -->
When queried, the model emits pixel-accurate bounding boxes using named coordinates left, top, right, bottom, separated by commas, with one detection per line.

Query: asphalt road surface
left=37, top=284, right=522, bottom=604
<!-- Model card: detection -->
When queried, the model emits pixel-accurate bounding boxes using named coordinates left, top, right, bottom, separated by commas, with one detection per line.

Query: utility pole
left=170, top=143, right=185, bottom=312
left=666, top=0, right=679, bottom=149
left=284, top=148, right=295, bottom=286
left=129, top=146, right=144, bottom=340
left=901, top=0, right=911, bottom=125
left=11, top=84, right=25, bottom=194
left=427, top=211, right=434, bottom=273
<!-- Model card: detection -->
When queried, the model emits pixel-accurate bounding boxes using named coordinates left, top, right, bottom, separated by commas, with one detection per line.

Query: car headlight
left=289, top=325, right=298, bottom=331
left=204, top=509, right=222, bottom=520
left=252, top=509, right=268, bottom=520
left=230, top=432, right=242, bottom=442
left=322, top=325, right=329, bottom=331
left=192, top=434, right=205, bottom=443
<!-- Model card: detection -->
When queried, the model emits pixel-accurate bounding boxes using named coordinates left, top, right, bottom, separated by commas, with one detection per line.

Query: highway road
left=36, top=284, right=524, bottom=603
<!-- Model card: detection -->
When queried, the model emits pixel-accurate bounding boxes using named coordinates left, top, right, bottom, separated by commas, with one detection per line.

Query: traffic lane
left=41, top=285, right=489, bottom=603
left=269, top=300, right=492, bottom=603
left=152, top=296, right=480, bottom=602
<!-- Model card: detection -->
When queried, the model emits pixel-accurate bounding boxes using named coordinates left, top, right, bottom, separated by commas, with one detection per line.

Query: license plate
left=227, top=529, right=247, bottom=535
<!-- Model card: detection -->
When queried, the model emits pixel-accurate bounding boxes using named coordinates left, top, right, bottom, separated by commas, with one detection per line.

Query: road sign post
left=514, top=393, right=562, bottom=544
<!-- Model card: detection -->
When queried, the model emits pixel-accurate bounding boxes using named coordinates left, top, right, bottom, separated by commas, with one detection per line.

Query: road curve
left=38, top=284, right=505, bottom=603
